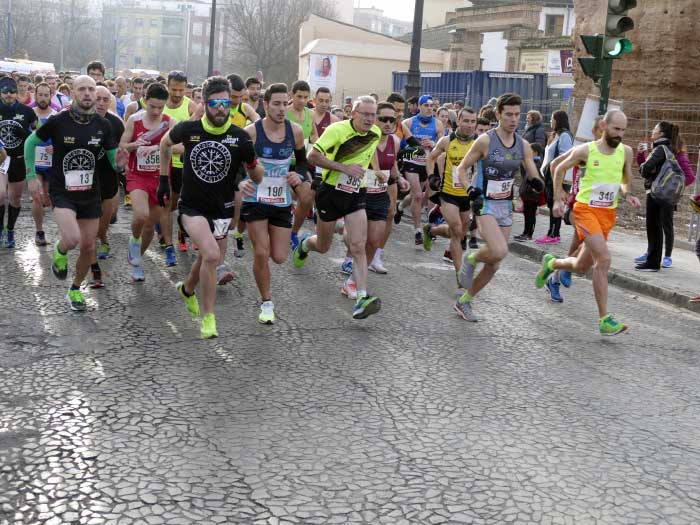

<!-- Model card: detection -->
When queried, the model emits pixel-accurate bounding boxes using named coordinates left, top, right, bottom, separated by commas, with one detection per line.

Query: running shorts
left=365, top=192, right=390, bottom=222
left=50, top=188, right=101, bottom=220
left=440, top=192, right=470, bottom=213
left=126, top=172, right=159, bottom=206
left=240, top=202, right=293, bottom=229
left=573, top=202, right=616, bottom=241
left=314, top=182, right=366, bottom=223
left=479, top=199, right=513, bottom=228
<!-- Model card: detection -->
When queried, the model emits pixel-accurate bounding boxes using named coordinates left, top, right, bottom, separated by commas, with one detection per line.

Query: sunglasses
left=377, top=116, right=397, bottom=124
left=207, top=98, right=231, bottom=110
left=1, top=88, right=17, bottom=94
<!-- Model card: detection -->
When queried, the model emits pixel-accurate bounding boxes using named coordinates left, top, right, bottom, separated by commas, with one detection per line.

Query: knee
left=270, top=252, right=287, bottom=265
left=315, top=239, right=331, bottom=254
left=595, top=254, right=612, bottom=270
left=201, top=246, right=220, bottom=266
left=254, top=245, right=270, bottom=261
left=133, top=210, right=148, bottom=225
left=348, top=238, right=366, bottom=255
left=80, top=239, right=96, bottom=257
left=489, top=245, right=508, bottom=262
left=450, top=225, right=464, bottom=240
left=63, top=233, right=81, bottom=250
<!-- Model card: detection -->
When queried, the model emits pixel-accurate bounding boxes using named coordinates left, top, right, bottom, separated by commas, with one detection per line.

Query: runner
left=453, top=93, right=544, bottom=321
left=30, top=82, right=58, bottom=246
left=89, top=85, right=126, bottom=288
left=120, top=82, right=176, bottom=281
left=24, top=75, right=119, bottom=311
left=86, top=61, right=105, bottom=83
left=241, top=83, right=306, bottom=324
left=292, top=95, right=382, bottom=319
left=158, top=75, right=263, bottom=339
left=535, top=109, right=641, bottom=335
left=17, top=75, right=32, bottom=106
left=245, top=77, right=265, bottom=118
left=0, top=76, right=38, bottom=248
left=123, top=78, right=146, bottom=120
left=423, top=107, right=478, bottom=281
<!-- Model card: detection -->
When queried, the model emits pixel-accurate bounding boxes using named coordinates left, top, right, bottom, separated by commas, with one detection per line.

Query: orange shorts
left=572, top=202, right=617, bottom=241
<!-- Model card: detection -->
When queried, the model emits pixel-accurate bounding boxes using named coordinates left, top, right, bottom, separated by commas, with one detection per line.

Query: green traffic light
left=606, top=38, right=633, bottom=57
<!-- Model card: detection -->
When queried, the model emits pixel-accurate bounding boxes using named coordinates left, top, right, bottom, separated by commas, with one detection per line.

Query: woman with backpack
left=536, top=110, right=574, bottom=244
left=635, top=121, right=695, bottom=271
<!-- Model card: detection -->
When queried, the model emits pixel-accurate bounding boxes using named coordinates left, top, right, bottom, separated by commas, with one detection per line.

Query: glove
left=467, top=186, right=484, bottom=216
left=529, top=177, right=544, bottom=193
left=157, top=176, right=171, bottom=207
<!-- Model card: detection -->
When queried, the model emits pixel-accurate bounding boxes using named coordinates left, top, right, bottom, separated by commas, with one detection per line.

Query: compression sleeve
left=107, top=148, right=119, bottom=171
left=24, top=132, right=41, bottom=180
left=405, top=136, right=421, bottom=149
left=294, top=147, right=309, bottom=179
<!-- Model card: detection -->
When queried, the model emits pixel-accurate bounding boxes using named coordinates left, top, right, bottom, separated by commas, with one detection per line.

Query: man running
left=293, top=95, right=382, bottom=319
left=123, top=78, right=147, bottom=121
left=535, top=109, right=641, bottom=335
left=121, top=82, right=176, bottom=281
left=453, top=93, right=544, bottom=321
left=245, top=77, right=265, bottom=118
left=30, top=82, right=57, bottom=246
left=0, top=76, right=38, bottom=248
left=159, top=76, right=263, bottom=339
left=241, top=83, right=306, bottom=324
left=24, top=75, right=119, bottom=311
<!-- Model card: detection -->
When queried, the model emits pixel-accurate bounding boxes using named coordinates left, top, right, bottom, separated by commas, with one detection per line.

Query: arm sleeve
left=107, top=149, right=119, bottom=171
left=23, top=132, right=42, bottom=180
left=239, top=135, right=256, bottom=165
left=293, top=147, right=308, bottom=179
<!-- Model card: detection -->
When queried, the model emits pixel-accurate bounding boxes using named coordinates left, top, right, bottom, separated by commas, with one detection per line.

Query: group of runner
left=0, top=61, right=643, bottom=338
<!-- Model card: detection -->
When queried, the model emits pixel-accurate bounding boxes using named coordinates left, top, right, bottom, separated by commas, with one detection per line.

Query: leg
left=643, top=194, right=663, bottom=268
left=469, top=216, right=510, bottom=297
left=32, top=176, right=46, bottom=233
left=661, top=204, right=674, bottom=258
left=75, top=219, right=99, bottom=287
left=181, top=216, right=220, bottom=316
left=247, top=219, right=272, bottom=300
left=141, top=203, right=161, bottom=254
left=129, top=189, right=150, bottom=239
left=440, top=201, right=465, bottom=272
left=7, top=180, right=24, bottom=231
left=159, top=200, right=173, bottom=246
left=53, top=207, right=82, bottom=252
left=380, top=183, right=398, bottom=249
left=366, top=219, right=386, bottom=264
left=292, top=182, right=313, bottom=234
left=303, top=219, right=336, bottom=254
left=98, top=194, right=119, bottom=244
left=344, top=209, right=369, bottom=292
left=404, top=172, right=423, bottom=230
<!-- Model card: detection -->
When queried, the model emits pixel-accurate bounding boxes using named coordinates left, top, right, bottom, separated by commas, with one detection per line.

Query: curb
left=508, top=240, right=700, bottom=314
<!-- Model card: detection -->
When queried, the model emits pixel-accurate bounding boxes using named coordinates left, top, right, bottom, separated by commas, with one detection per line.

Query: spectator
left=437, top=107, right=452, bottom=136
left=522, top=110, right=547, bottom=147
left=691, top=196, right=700, bottom=302
left=536, top=109, right=573, bottom=244
left=515, top=142, right=546, bottom=241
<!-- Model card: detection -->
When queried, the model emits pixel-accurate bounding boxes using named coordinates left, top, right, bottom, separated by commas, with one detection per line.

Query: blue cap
left=418, top=95, right=433, bottom=106
left=0, top=77, right=17, bottom=92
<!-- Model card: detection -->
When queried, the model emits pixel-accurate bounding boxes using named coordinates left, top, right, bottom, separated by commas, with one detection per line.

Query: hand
left=27, top=178, right=42, bottom=201
left=191, top=102, right=205, bottom=121
left=375, top=170, right=388, bottom=184
left=637, top=142, right=648, bottom=153
left=420, top=138, right=433, bottom=149
left=397, top=176, right=410, bottom=192
left=626, top=195, right=641, bottom=208
left=552, top=199, right=566, bottom=218
left=157, top=176, right=171, bottom=207
left=134, top=136, right=148, bottom=148
left=342, top=164, right=365, bottom=180
left=116, top=148, right=129, bottom=169
left=45, top=145, right=54, bottom=155
left=239, top=179, right=256, bottom=199
left=287, top=172, right=302, bottom=189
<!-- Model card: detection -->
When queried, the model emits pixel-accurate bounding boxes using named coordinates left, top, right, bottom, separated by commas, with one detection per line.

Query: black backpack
left=650, top=145, right=685, bottom=206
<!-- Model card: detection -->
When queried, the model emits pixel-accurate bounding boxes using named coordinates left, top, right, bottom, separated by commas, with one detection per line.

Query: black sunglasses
left=377, top=116, right=396, bottom=124
left=1, top=88, right=17, bottom=94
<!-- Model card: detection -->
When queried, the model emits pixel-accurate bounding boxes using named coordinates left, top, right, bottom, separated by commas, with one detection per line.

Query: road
left=1, top=208, right=699, bottom=524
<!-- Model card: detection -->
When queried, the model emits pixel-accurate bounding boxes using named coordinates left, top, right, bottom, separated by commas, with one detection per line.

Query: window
left=192, top=22, right=202, bottom=36
left=136, top=18, right=143, bottom=27
left=545, top=15, right=565, bottom=37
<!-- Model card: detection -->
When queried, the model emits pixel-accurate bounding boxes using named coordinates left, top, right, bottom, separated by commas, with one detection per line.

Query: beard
left=604, top=133, right=622, bottom=148
left=206, top=107, right=229, bottom=127
left=37, top=101, right=49, bottom=110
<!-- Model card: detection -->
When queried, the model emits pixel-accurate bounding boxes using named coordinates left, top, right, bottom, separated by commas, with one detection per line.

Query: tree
left=221, top=0, right=337, bottom=84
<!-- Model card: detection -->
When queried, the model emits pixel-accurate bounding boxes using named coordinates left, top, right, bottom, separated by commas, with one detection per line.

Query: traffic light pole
left=598, top=59, right=613, bottom=115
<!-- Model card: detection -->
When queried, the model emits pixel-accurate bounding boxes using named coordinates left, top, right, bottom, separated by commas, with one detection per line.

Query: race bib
left=36, top=146, right=52, bottom=168
left=486, top=178, right=514, bottom=200
left=589, top=183, right=620, bottom=208
left=257, top=158, right=291, bottom=205
left=65, top=170, right=94, bottom=191
left=136, top=146, right=159, bottom=172
left=365, top=169, right=389, bottom=194
left=335, top=172, right=362, bottom=194
left=451, top=167, right=464, bottom=190
left=213, top=218, right=231, bottom=239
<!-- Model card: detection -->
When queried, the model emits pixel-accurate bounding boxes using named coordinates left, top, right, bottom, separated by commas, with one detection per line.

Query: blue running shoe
left=662, top=256, right=672, bottom=268
left=165, top=245, right=177, bottom=267
left=341, top=259, right=353, bottom=275
left=546, top=275, right=563, bottom=303
left=131, top=265, right=145, bottom=282
left=634, top=252, right=648, bottom=264
left=291, top=231, right=299, bottom=251
left=559, top=270, right=572, bottom=288
left=6, top=230, right=15, bottom=248
left=128, top=236, right=142, bottom=267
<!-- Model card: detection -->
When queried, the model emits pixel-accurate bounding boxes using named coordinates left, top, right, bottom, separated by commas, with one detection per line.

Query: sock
left=0, top=204, right=5, bottom=230
left=357, top=289, right=367, bottom=300
left=7, top=205, right=20, bottom=230
left=375, top=248, right=383, bottom=257
left=130, top=235, right=141, bottom=244
left=459, top=291, right=474, bottom=304
left=70, top=284, right=80, bottom=291
left=55, top=241, right=67, bottom=256
left=344, top=256, right=352, bottom=264
left=91, top=263, right=101, bottom=273
left=466, top=252, right=477, bottom=266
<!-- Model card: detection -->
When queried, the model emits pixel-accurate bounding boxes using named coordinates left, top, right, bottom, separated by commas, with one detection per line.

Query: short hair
left=495, top=93, right=522, bottom=113
left=192, top=86, right=202, bottom=96
left=352, top=95, right=377, bottom=111
left=34, top=74, right=44, bottom=83
left=407, top=96, right=418, bottom=105
left=530, top=143, right=545, bottom=156
left=156, top=75, right=166, bottom=83
left=132, top=77, right=145, bottom=85
left=202, top=76, right=231, bottom=100
left=479, top=105, right=496, bottom=122
left=226, top=74, right=245, bottom=92
left=454, top=100, right=465, bottom=109
left=315, top=86, right=331, bottom=97
left=17, top=75, right=28, bottom=83
left=245, top=77, right=261, bottom=88
left=167, top=70, right=187, bottom=84
left=527, top=110, right=542, bottom=124
left=264, top=83, right=289, bottom=103
left=604, top=109, right=626, bottom=125
left=458, top=107, right=477, bottom=120
left=35, top=82, right=51, bottom=95
left=145, top=82, right=169, bottom=101
left=291, top=80, right=311, bottom=94
left=86, top=61, right=105, bottom=74
left=377, top=102, right=395, bottom=113
left=57, top=83, right=70, bottom=93
left=476, top=117, right=490, bottom=127
left=387, top=92, right=405, bottom=104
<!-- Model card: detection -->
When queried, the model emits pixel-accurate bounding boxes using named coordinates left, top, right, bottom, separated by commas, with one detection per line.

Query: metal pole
left=597, top=60, right=613, bottom=115
left=207, top=0, right=216, bottom=76
left=113, top=18, right=118, bottom=77
left=404, top=0, right=424, bottom=118
left=6, top=0, right=11, bottom=57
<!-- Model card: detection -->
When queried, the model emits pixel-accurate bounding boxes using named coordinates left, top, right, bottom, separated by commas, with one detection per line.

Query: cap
left=0, top=76, right=17, bottom=92
left=418, top=94, right=433, bottom=106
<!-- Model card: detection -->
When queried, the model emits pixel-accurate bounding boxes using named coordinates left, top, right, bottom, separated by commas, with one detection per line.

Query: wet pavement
left=1, top=206, right=699, bottom=524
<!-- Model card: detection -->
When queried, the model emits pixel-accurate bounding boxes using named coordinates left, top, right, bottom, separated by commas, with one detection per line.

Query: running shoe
left=369, top=260, right=388, bottom=274
left=131, top=265, right=145, bottom=283
left=599, top=314, right=628, bottom=336
left=690, top=295, right=700, bottom=303
left=178, top=240, right=188, bottom=252
left=123, top=194, right=132, bottom=207
left=291, top=231, right=299, bottom=251
left=164, top=246, right=177, bottom=267
left=634, top=252, right=648, bottom=264
left=176, top=281, right=200, bottom=318
left=97, top=242, right=110, bottom=260
left=458, top=251, right=476, bottom=290
left=422, top=224, right=433, bottom=251
left=216, top=264, right=234, bottom=285
left=52, top=241, right=68, bottom=280
left=158, top=236, right=167, bottom=249
left=35, top=230, right=47, bottom=246
left=352, top=295, right=381, bottom=319
left=341, top=278, right=358, bottom=300
left=66, top=289, right=87, bottom=312
left=341, top=259, right=353, bottom=275
left=414, top=230, right=423, bottom=246
left=535, top=253, right=556, bottom=289
left=442, top=249, right=453, bottom=263
left=5, top=230, right=15, bottom=248
left=234, top=235, right=245, bottom=258
left=453, top=299, right=478, bottom=322
left=201, top=313, right=218, bottom=339
left=292, top=233, right=311, bottom=268
left=127, top=236, right=142, bottom=267
left=513, top=234, right=531, bottom=242
left=468, top=237, right=478, bottom=250
left=546, top=276, right=563, bottom=303
left=393, top=204, right=403, bottom=225
left=89, top=272, right=105, bottom=289
left=559, top=271, right=572, bottom=288
left=258, top=301, right=275, bottom=325
left=662, top=256, right=672, bottom=268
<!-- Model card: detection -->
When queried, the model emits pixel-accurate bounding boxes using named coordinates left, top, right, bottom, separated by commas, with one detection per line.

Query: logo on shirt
left=13, top=114, right=24, bottom=121
left=64, top=136, right=75, bottom=144
left=0, top=119, right=24, bottom=149
left=190, top=140, right=232, bottom=184
left=88, top=137, right=101, bottom=146
left=63, top=148, right=95, bottom=174
left=593, top=160, right=600, bottom=167
left=487, top=149, right=505, bottom=163
left=221, top=135, right=238, bottom=146
left=263, top=147, right=273, bottom=156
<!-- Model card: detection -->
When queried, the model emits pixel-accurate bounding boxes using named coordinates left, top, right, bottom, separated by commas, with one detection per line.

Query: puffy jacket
left=522, top=122, right=547, bottom=147
left=639, top=138, right=671, bottom=191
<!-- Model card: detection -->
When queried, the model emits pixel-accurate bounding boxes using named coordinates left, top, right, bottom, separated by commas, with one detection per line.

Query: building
left=353, top=6, right=412, bottom=38
left=424, top=0, right=471, bottom=28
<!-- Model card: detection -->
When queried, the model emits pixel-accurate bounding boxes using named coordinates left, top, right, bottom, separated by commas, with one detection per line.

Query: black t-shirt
left=0, top=101, right=38, bottom=158
left=255, top=99, right=266, bottom=119
left=169, top=120, right=255, bottom=218
left=36, top=111, right=118, bottom=201
left=96, top=111, right=125, bottom=177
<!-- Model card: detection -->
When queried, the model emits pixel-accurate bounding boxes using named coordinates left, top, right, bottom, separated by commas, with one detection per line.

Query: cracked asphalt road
left=1, top=208, right=699, bottom=524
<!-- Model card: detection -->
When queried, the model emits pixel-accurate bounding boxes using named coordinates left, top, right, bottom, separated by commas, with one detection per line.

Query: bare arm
left=159, top=131, right=175, bottom=177
left=456, top=134, right=489, bottom=189
left=124, top=101, right=137, bottom=122
left=119, top=116, right=138, bottom=151
left=243, top=103, right=261, bottom=123
left=553, top=144, right=589, bottom=201
left=621, top=145, right=641, bottom=207
left=243, top=122, right=257, bottom=143
left=426, top=135, right=449, bottom=179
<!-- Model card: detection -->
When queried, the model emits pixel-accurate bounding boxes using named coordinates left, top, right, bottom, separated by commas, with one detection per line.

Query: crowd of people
left=0, top=59, right=699, bottom=339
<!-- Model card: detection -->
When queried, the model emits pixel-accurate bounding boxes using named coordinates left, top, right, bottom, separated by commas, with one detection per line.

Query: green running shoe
left=66, top=289, right=86, bottom=311
left=176, top=281, right=200, bottom=318
left=353, top=295, right=381, bottom=319
left=599, top=314, right=628, bottom=336
left=201, top=313, right=218, bottom=339
left=52, top=241, right=68, bottom=280
left=535, top=253, right=556, bottom=289
left=258, top=301, right=275, bottom=325
left=422, top=224, right=433, bottom=251
left=292, top=233, right=311, bottom=268
left=97, top=242, right=110, bottom=260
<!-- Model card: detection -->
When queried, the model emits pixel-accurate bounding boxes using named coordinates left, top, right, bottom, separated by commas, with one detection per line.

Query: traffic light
left=578, top=34, right=604, bottom=81
left=604, top=0, right=636, bottom=58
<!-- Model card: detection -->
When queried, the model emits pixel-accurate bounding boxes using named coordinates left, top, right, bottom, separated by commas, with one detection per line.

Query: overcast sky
left=356, top=0, right=416, bottom=22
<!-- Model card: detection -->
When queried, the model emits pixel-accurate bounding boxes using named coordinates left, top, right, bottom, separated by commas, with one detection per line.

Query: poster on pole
left=308, top=54, right=337, bottom=95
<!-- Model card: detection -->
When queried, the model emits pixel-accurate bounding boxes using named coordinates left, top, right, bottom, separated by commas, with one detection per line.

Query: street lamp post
left=404, top=0, right=424, bottom=118
left=207, top=0, right=216, bottom=76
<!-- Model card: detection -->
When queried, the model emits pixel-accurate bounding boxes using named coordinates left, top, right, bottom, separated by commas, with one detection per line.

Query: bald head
left=95, top=85, right=111, bottom=116
left=73, top=75, right=97, bottom=111
left=604, top=109, right=626, bottom=126
left=602, top=109, right=627, bottom=148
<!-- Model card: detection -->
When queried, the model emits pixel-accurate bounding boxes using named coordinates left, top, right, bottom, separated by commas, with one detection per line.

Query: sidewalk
left=507, top=209, right=700, bottom=313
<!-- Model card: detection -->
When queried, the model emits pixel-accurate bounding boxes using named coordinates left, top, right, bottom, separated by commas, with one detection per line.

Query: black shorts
left=50, top=189, right=102, bottom=220
left=440, top=192, right=471, bottom=213
left=7, top=156, right=26, bottom=183
left=100, top=171, right=120, bottom=201
left=315, top=182, right=366, bottom=223
left=177, top=204, right=232, bottom=240
left=311, top=172, right=323, bottom=192
left=171, top=166, right=183, bottom=195
left=403, top=162, right=427, bottom=183
left=365, top=192, right=390, bottom=222
left=240, top=202, right=292, bottom=229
